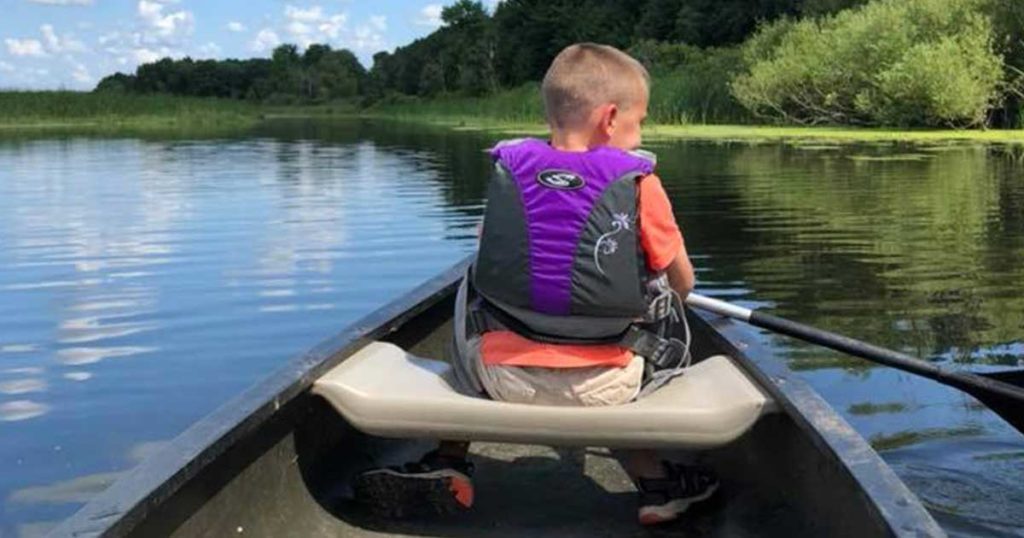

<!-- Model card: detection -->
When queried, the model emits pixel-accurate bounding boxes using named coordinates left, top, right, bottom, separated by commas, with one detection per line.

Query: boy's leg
left=354, top=440, right=475, bottom=517
left=437, top=439, right=471, bottom=460
left=615, top=449, right=719, bottom=526
left=354, top=333, right=484, bottom=517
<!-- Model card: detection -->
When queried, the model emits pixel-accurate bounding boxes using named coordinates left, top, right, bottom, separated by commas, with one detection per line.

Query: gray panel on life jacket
left=474, top=163, right=530, bottom=307
left=570, top=172, right=648, bottom=318
left=483, top=296, right=637, bottom=339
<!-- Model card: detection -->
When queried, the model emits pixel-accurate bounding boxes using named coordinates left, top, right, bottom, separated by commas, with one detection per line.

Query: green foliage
left=867, top=31, right=1003, bottom=126
left=986, top=0, right=1024, bottom=126
left=367, top=83, right=543, bottom=124
left=94, top=73, right=135, bottom=93
left=486, top=0, right=795, bottom=88
left=368, top=1, right=497, bottom=99
left=798, top=0, right=867, bottom=17
left=95, top=44, right=365, bottom=104
left=630, top=41, right=750, bottom=123
left=0, top=91, right=258, bottom=125
left=732, top=0, right=1004, bottom=127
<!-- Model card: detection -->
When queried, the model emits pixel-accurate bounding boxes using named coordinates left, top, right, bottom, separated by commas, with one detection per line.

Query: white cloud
left=351, top=24, right=386, bottom=52
left=40, top=24, right=87, bottom=54
left=71, top=63, right=92, bottom=84
left=286, top=21, right=313, bottom=41
left=138, top=0, right=194, bottom=42
left=90, top=1, right=194, bottom=71
left=131, top=48, right=163, bottom=64
left=279, top=5, right=348, bottom=47
left=227, top=21, right=247, bottom=33
left=0, top=61, right=13, bottom=72
left=317, top=14, right=347, bottom=40
left=250, top=28, right=280, bottom=53
left=197, top=42, right=221, bottom=57
left=27, top=0, right=94, bottom=5
left=244, top=5, right=385, bottom=59
left=284, top=5, right=323, bottom=23
left=41, top=24, right=60, bottom=49
left=416, top=4, right=443, bottom=27
left=5, top=38, right=47, bottom=57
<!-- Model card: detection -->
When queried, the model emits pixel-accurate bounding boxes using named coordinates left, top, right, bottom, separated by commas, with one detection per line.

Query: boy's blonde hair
left=541, top=43, right=650, bottom=130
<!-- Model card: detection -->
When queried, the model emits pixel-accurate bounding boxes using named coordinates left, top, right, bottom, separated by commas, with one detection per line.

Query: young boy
left=356, top=43, right=718, bottom=526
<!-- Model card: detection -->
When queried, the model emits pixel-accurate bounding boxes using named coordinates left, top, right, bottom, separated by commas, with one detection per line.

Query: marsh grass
left=364, top=111, right=1024, bottom=146
left=364, top=84, right=544, bottom=126
left=870, top=426, right=985, bottom=451
left=848, top=402, right=911, bottom=415
left=0, top=92, right=262, bottom=129
left=7, top=90, right=1024, bottom=146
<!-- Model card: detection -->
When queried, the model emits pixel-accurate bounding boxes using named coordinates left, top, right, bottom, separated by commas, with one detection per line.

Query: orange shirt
left=481, top=174, right=684, bottom=368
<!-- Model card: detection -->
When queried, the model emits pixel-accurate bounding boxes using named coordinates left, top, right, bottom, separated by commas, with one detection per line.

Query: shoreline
left=4, top=109, right=1024, bottom=145
left=356, top=113, right=1024, bottom=145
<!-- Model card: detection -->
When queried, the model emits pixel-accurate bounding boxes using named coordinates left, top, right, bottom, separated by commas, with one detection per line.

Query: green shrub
left=630, top=40, right=751, bottom=124
left=731, top=0, right=1004, bottom=127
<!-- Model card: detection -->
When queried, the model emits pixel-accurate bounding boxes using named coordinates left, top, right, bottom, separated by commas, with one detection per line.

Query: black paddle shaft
left=749, top=310, right=1024, bottom=435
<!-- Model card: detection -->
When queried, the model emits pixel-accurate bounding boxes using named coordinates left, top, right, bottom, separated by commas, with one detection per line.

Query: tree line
left=96, top=44, right=366, bottom=103
left=96, top=0, right=1024, bottom=127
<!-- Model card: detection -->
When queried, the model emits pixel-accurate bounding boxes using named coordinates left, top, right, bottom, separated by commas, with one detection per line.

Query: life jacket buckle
left=646, top=289, right=674, bottom=323
left=648, top=337, right=688, bottom=370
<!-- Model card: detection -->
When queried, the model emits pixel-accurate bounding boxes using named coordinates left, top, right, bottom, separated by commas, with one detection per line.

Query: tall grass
left=0, top=91, right=261, bottom=126
left=366, top=67, right=752, bottom=127
left=365, top=84, right=544, bottom=125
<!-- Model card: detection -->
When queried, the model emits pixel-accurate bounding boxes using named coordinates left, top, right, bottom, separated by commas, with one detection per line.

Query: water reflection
left=0, top=379, right=47, bottom=395
left=6, top=439, right=170, bottom=537
left=8, top=472, right=123, bottom=506
left=55, top=346, right=157, bottom=366
left=656, top=142, right=1024, bottom=368
left=0, top=401, right=49, bottom=422
left=0, top=121, right=483, bottom=536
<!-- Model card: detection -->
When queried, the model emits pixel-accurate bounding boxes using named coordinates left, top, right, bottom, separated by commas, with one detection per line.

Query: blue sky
left=0, top=0, right=489, bottom=90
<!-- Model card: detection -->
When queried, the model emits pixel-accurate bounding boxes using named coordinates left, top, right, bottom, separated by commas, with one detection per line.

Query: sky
left=0, top=0, right=490, bottom=91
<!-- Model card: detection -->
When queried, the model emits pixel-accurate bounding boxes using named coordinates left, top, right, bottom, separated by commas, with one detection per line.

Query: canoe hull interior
left=123, top=301, right=905, bottom=538
left=48, top=261, right=942, bottom=537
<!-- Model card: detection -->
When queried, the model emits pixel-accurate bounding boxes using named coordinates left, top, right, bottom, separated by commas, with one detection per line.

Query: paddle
left=685, top=293, right=1024, bottom=436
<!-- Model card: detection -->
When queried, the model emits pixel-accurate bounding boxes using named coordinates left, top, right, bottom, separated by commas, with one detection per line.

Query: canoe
left=49, top=258, right=945, bottom=538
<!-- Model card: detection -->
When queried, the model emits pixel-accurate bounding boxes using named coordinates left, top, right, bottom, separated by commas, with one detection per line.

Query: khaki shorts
left=466, top=336, right=644, bottom=407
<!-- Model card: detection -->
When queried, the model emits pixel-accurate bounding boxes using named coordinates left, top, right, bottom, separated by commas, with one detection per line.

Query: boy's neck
left=549, top=128, right=608, bottom=153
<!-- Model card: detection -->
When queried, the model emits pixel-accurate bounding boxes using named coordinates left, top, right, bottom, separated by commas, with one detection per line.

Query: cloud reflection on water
left=0, top=401, right=49, bottom=422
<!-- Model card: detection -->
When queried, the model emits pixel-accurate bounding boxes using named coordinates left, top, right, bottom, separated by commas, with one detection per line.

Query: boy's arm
left=638, top=174, right=695, bottom=297
left=665, top=246, right=695, bottom=298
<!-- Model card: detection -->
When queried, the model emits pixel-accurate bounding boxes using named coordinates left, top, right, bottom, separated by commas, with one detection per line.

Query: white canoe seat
left=313, top=342, right=772, bottom=449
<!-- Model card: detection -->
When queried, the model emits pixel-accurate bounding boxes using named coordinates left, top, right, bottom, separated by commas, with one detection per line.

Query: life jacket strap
left=456, top=267, right=687, bottom=376
left=619, top=327, right=689, bottom=370
left=474, top=293, right=687, bottom=371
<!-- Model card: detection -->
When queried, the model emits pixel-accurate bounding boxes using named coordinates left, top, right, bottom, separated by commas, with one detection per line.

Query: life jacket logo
left=537, top=170, right=585, bottom=190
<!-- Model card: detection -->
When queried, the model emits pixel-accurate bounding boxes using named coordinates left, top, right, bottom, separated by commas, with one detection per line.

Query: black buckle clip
left=649, top=337, right=687, bottom=369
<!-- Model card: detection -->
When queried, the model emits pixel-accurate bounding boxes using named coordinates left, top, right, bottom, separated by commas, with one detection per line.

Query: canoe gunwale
left=699, top=313, right=945, bottom=537
left=47, top=259, right=472, bottom=538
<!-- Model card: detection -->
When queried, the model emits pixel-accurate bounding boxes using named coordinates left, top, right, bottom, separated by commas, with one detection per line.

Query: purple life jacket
left=473, top=138, right=658, bottom=340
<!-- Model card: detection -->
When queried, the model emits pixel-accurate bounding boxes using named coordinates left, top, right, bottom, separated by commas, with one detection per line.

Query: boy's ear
left=602, top=104, right=619, bottom=135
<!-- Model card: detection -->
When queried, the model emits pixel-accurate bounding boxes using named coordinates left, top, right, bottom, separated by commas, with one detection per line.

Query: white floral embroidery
left=594, top=213, right=634, bottom=275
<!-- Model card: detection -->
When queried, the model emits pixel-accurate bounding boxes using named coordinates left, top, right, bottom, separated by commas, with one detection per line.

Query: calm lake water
left=1, top=119, right=1022, bottom=537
